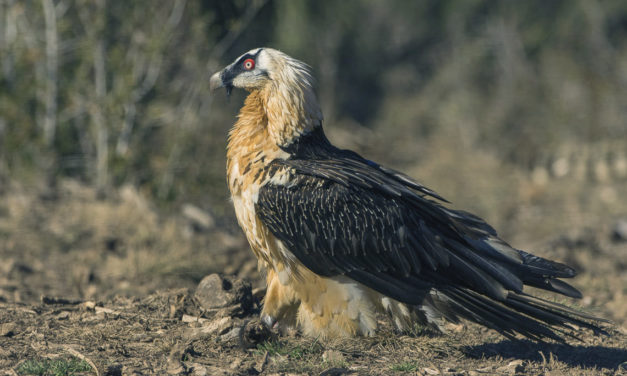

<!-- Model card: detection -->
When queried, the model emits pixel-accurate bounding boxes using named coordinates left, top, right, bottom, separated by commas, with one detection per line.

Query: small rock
left=187, top=363, right=208, bottom=376
left=55, top=311, right=70, bottom=320
left=612, top=218, right=627, bottom=242
left=0, top=322, right=16, bottom=337
left=95, top=306, right=120, bottom=318
left=182, top=314, right=208, bottom=324
left=182, top=204, right=215, bottom=231
left=105, top=364, right=123, bottom=376
left=187, top=316, right=233, bottom=340
left=219, top=327, right=242, bottom=342
left=422, top=367, right=439, bottom=375
left=322, top=350, right=345, bottom=365
left=205, top=316, right=233, bottom=334
left=194, top=274, right=254, bottom=316
left=80, top=301, right=96, bottom=310
left=496, top=360, right=525, bottom=375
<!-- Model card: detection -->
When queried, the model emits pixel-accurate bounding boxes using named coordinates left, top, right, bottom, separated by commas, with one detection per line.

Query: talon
left=261, top=314, right=276, bottom=329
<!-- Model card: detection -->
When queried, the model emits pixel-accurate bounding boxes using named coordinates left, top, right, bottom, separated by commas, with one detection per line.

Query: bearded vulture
left=210, top=47, right=606, bottom=340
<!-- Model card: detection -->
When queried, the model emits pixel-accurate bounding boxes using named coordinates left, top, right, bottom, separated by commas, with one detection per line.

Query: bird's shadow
left=464, top=340, right=627, bottom=370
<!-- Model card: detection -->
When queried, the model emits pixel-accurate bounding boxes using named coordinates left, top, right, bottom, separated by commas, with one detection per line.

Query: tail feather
left=427, top=287, right=608, bottom=342
left=437, top=288, right=560, bottom=341
left=508, top=292, right=610, bottom=326
left=522, top=276, right=582, bottom=299
left=516, top=250, right=577, bottom=278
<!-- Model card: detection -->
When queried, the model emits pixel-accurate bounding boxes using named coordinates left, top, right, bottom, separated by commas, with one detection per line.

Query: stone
left=496, top=360, right=525, bottom=375
left=182, top=204, right=215, bottom=231
left=187, top=363, right=208, bottom=376
left=219, top=327, right=242, bottom=342
left=182, top=314, right=208, bottom=324
left=612, top=218, right=627, bottom=242
left=80, top=301, right=96, bottom=310
left=184, top=316, right=233, bottom=340
left=422, top=367, right=439, bottom=375
left=194, top=274, right=254, bottom=316
left=95, top=306, right=120, bottom=318
left=0, top=322, right=16, bottom=337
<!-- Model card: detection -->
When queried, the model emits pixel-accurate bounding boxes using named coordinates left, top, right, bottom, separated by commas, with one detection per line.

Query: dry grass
left=0, top=171, right=625, bottom=375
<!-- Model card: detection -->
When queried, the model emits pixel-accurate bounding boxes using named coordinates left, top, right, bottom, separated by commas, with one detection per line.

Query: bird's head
left=212, top=48, right=323, bottom=146
left=210, top=48, right=266, bottom=96
left=210, top=48, right=314, bottom=96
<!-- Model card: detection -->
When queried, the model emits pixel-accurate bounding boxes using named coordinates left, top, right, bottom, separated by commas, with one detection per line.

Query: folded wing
left=255, top=150, right=607, bottom=341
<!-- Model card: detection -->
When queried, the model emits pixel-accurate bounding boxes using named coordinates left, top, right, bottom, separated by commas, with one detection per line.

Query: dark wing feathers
left=255, top=144, right=606, bottom=340
left=377, top=164, right=450, bottom=202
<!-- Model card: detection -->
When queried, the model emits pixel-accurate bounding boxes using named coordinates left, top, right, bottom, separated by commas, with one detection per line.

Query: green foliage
left=253, top=339, right=349, bottom=373
left=16, top=356, right=92, bottom=376
left=390, top=361, right=419, bottom=372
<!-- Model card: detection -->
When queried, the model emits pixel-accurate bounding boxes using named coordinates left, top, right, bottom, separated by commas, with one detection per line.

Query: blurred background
left=0, top=0, right=625, bottom=324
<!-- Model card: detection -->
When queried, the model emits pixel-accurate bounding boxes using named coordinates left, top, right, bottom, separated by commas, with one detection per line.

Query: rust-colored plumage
left=211, top=48, right=607, bottom=340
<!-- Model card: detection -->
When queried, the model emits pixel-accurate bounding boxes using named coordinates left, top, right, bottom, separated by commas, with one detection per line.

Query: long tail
left=431, top=287, right=608, bottom=342
left=418, top=248, right=610, bottom=342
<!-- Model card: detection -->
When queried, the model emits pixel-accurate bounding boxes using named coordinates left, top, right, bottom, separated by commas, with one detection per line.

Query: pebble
left=612, top=218, right=627, bottom=242
left=495, top=360, right=525, bottom=375
left=194, top=274, right=253, bottom=315
left=182, top=204, right=215, bottom=231
left=0, top=322, right=16, bottom=337
left=219, top=327, right=242, bottom=342
left=422, top=367, right=439, bottom=375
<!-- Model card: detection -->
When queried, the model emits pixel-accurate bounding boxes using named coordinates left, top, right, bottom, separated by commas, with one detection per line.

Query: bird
left=210, top=47, right=606, bottom=341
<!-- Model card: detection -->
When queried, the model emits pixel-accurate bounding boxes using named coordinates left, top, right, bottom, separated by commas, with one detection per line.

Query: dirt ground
left=0, top=179, right=626, bottom=375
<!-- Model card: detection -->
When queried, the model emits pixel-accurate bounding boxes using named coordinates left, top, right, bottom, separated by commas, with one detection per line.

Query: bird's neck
left=226, top=83, right=323, bottom=193
left=226, top=91, right=287, bottom=195
left=262, top=79, right=323, bottom=148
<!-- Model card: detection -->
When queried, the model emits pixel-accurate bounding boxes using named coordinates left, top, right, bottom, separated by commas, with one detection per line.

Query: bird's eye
left=243, top=58, right=255, bottom=70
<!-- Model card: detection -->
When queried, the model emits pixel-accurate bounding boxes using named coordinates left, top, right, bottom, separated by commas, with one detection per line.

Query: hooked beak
left=210, top=70, right=233, bottom=97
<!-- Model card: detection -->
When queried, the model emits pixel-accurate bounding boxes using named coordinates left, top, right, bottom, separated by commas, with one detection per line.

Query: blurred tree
left=0, top=0, right=625, bottom=213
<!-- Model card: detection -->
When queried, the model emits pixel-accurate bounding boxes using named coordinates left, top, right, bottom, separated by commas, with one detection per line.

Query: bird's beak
left=210, top=70, right=233, bottom=98
left=210, top=71, right=224, bottom=91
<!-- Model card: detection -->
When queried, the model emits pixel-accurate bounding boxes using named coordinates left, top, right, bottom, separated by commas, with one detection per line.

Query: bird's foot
left=261, top=313, right=299, bottom=337
left=261, top=314, right=277, bottom=329
left=239, top=318, right=275, bottom=349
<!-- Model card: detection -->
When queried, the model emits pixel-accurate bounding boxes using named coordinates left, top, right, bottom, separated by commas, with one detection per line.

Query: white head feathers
left=213, top=48, right=323, bottom=147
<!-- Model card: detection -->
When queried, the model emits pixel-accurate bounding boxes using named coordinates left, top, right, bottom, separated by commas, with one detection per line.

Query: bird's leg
left=262, top=268, right=299, bottom=331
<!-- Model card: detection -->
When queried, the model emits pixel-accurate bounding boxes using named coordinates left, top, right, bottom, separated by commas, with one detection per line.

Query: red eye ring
left=243, top=58, right=255, bottom=70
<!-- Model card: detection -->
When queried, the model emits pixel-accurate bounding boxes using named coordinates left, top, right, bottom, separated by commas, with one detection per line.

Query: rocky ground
left=0, top=179, right=626, bottom=375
